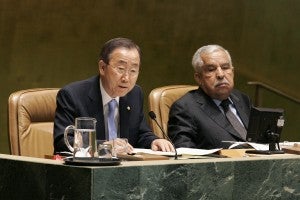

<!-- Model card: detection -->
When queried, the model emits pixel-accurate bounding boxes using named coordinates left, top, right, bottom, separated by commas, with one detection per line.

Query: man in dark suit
left=168, top=45, right=251, bottom=149
left=54, top=38, right=174, bottom=154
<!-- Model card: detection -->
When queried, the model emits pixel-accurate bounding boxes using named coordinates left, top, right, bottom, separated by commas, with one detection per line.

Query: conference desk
left=0, top=153, right=299, bottom=200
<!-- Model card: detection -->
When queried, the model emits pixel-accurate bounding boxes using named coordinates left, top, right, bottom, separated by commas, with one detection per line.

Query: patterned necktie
left=220, top=99, right=247, bottom=140
left=108, top=99, right=117, bottom=140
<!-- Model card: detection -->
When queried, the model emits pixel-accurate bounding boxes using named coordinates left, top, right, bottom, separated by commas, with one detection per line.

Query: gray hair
left=191, top=44, right=232, bottom=72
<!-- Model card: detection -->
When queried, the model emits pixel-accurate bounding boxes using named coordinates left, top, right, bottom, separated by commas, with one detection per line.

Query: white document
left=279, top=141, right=300, bottom=147
left=133, top=148, right=221, bottom=156
left=176, top=148, right=222, bottom=156
left=225, top=141, right=269, bottom=151
left=247, top=142, right=270, bottom=150
left=133, top=148, right=176, bottom=156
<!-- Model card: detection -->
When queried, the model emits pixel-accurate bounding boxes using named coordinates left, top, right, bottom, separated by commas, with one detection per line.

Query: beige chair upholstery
left=8, top=88, right=59, bottom=158
left=148, top=85, right=198, bottom=138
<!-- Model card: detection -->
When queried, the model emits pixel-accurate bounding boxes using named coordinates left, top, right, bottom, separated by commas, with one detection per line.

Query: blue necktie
left=108, top=99, right=117, bottom=140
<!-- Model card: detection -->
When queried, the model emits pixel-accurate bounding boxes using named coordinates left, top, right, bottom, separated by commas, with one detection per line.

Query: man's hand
left=105, top=138, right=134, bottom=154
left=151, top=139, right=175, bottom=152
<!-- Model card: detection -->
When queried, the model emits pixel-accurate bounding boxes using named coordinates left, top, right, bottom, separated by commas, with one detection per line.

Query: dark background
left=1, top=0, right=299, bottom=154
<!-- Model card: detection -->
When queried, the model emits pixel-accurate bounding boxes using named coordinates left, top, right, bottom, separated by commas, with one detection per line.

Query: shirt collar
left=99, top=79, right=120, bottom=106
left=213, top=97, right=233, bottom=107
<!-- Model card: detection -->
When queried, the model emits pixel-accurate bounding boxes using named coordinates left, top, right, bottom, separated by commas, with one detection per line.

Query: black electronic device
left=246, top=107, right=285, bottom=154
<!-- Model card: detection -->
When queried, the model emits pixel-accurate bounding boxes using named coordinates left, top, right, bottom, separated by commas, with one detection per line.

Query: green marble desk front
left=0, top=154, right=299, bottom=200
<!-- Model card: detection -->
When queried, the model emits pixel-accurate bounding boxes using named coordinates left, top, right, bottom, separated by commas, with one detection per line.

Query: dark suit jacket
left=53, top=75, right=157, bottom=153
left=168, top=87, right=251, bottom=149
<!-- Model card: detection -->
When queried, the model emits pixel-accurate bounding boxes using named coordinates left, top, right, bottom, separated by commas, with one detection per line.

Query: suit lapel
left=119, top=96, right=131, bottom=139
left=87, top=76, right=105, bottom=140
left=196, top=89, right=244, bottom=140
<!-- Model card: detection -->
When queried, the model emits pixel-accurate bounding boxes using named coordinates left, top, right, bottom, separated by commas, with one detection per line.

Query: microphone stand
left=148, top=111, right=178, bottom=160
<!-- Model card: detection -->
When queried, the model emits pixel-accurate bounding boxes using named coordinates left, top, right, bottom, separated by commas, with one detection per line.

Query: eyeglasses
left=108, top=64, right=139, bottom=78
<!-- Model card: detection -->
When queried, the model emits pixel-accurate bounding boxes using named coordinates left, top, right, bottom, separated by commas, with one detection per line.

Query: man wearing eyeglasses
left=54, top=37, right=175, bottom=154
left=168, top=44, right=252, bottom=149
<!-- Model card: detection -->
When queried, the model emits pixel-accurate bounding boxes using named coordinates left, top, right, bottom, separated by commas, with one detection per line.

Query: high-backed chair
left=8, top=88, right=59, bottom=158
left=148, top=85, right=198, bottom=138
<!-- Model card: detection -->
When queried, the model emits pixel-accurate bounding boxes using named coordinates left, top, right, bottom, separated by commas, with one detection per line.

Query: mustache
left=214, top=79, right=229, bottom=87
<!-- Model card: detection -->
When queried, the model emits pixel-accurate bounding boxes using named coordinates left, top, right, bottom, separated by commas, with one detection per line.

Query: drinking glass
left=113, top=138, right=129, bottom=157
left=98, top=140, right=113, bottom=158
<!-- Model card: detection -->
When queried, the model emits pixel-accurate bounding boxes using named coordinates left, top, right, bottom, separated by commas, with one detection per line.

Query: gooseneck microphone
left=148, top=111, right=178, bottom=160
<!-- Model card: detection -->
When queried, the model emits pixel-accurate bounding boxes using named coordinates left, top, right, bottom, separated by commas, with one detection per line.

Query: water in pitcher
left=73, top=129, right=97, bottom=158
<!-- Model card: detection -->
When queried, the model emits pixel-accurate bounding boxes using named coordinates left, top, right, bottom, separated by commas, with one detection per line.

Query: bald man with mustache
left=168, top=45, right=252, bottom=149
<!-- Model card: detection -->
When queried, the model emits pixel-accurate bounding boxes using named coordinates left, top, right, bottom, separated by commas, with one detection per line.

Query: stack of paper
left=133, top=148, right=221, bottom=156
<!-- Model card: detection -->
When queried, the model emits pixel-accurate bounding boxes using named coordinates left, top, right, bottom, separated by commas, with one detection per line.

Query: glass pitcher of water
left=64, top=117, right=97, bottom=159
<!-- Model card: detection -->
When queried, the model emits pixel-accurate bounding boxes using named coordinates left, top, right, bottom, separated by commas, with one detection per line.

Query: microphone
left=148, top=111, right=178, bottom=160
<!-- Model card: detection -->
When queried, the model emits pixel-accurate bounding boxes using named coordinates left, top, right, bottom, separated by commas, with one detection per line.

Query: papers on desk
left=280, top=142, right=300, bottom=154
left=133, top=141, right=287, bottom=157
left=226, top=142, right=269, bottom=151
left=280, top=141, right=300, bottom=147
left=177, top=148, right=222, bottom=155
left=133, top=148, right=222, bottom=156
left=225, top=141, right=300, bottom=151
